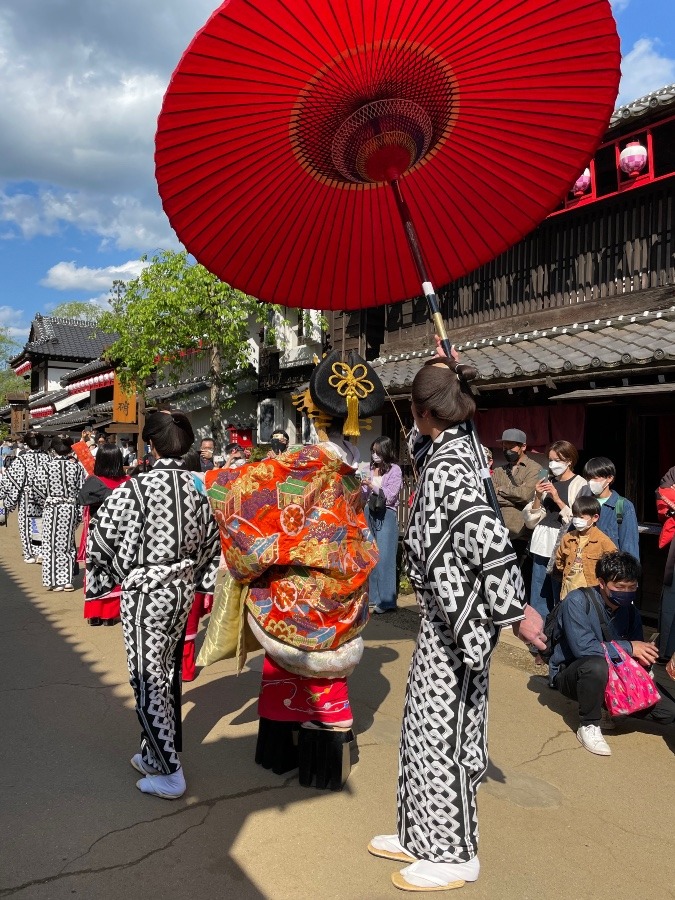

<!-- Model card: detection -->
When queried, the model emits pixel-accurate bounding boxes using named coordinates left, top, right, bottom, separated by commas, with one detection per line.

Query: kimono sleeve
left=194, top=498, right=221, bottom=594
left=32, top=461, right=48, bottom=505
left=422, top=461, right=526, bottom=669
left=0, top=458, right=26, bottom=511
left=85, top=480, right=145, bottom=599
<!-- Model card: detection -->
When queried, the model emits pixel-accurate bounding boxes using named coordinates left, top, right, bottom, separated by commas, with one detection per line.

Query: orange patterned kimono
left=206, top=444, right=378, bottom=654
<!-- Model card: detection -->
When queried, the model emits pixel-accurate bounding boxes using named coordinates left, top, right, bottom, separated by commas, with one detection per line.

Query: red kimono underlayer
left=258, top=655, right=350, bottom=724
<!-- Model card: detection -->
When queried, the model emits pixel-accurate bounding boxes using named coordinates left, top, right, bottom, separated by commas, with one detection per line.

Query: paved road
left=0, top=515, right=673, bottom=899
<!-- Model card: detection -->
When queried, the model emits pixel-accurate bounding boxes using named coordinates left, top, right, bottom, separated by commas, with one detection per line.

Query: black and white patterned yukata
left=33, top=456, right=84, bottom=587
left=86, top=458, right=220, bottom=775
left=0, top=450, right=50, bottom=561
left=398, top=425, right=526, bottom=864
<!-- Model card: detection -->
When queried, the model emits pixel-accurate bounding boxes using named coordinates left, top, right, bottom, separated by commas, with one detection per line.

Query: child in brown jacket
left=555, top=495, right=617, bottom=599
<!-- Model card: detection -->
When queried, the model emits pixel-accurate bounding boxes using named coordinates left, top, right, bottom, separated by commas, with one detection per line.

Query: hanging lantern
left=619, top=141, right=648, bottom=177
left=572, top=167, right=591, bottom=196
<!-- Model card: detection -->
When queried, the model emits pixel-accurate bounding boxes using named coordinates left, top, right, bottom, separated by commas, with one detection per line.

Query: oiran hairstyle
left=411, top=358, right=478, bottom=426
left=142, top=410, right=194, bottom=458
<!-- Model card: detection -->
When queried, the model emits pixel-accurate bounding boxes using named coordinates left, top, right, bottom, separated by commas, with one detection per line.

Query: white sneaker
left=24, top=558, right=37, bottom=564
left=577, top=724, right=611, bottom=756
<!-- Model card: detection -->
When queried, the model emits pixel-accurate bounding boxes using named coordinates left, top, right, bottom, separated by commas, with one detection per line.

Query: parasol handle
left=390, top=179, right=504, bottom=523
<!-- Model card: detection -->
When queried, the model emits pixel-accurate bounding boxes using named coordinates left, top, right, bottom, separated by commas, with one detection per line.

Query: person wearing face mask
left=363, top=436, right=403, bottom=614
left=582, top=457, right=639, bottom=560
left=492, top=428, right=543, bottom=566
left=523, top=440, right=587, bottom=621
left=266, top=429, right=290, bottom=458
left=554, top=496, right=616, bottom=599
left=548, top=551, right=675, bottom=756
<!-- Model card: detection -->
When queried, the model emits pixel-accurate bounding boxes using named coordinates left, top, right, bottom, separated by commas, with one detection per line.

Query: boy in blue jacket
left=582, top=457, right=640, bottom=560
left=550, top=551, right=674, bottom=756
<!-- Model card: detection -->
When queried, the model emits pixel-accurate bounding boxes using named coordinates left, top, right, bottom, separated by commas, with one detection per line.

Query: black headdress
left=307, top=350, right=385, bottom=437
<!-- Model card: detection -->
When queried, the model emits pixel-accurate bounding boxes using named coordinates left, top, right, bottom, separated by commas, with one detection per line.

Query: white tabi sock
left=398, top=858, right=480, bottom=888
left=136, top=769, right=186, bottom=800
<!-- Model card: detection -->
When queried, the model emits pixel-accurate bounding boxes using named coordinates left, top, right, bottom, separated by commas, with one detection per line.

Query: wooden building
left=327, top=83, right=675, bottom=621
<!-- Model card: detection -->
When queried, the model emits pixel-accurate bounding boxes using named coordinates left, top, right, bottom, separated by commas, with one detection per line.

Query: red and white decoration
left=31, top=405, right=53, bottom=419
left=13, top=360, right=32, bottom=376
left=67, top=370, right=114, bottom=395
left=572, top=168, right=591, bottom=196
left=619, top=141, right=648, bottom=177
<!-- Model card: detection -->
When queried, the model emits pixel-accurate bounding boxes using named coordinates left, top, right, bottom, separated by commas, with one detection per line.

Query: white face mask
left=572, top=517, right=592, bottom=531
left=371, top=453, right=381, bottom=464
left=549, top=460, right=569, bottom=477
left=588, top=479, right=608, bottom=496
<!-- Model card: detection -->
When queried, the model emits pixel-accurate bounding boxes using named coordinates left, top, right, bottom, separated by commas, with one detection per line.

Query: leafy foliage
left=0, top=327, right=26, bottom=436
left=50, top=301, right=104, bottom=321
left=98, top=250, right=263, bottom=395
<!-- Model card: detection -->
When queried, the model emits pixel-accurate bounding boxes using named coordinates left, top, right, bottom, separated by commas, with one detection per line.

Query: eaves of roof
left=608, top=83, right=675, bottom=134
left=60, top=358, right=113, bottom=386
left=373, top=305, right=675, bottom=393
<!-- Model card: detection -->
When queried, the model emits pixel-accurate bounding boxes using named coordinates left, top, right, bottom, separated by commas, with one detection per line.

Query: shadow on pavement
left=0, top=537, right=405, bottom=898
left=526, top=668, right=675, bottom=755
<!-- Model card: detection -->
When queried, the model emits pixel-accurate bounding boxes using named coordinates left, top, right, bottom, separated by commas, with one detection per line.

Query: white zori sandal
left=391, top=859, right=480, bottom=893
left=368, top=834, right=416, bottom=862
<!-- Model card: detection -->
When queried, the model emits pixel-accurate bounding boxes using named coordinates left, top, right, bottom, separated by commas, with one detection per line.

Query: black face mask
left=607, top=589, right=638, bottom=608
left=504, top=449, right=520, bottom=464
left=270, top=438, right=287, bottom=455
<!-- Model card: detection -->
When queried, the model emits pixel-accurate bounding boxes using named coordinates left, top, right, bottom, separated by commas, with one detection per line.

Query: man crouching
left=549, top=551, right=675, bottom=755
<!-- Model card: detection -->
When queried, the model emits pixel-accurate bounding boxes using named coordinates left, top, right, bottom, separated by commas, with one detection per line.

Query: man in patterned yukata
left=368, top=354, right=546, bottom=892
left=205, top=350, right=384, bottom=789
left=0, top=431, right=50, bottom=563
left=87, top=411, right=220, bottom=800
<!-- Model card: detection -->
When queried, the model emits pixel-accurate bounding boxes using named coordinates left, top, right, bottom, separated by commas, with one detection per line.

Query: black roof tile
left=10, top=315, right=116, bottom=366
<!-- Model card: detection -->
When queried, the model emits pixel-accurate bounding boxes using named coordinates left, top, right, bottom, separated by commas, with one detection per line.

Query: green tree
left=50, top=301, right=104, bottom=321
left=99, top=250, right=263, bottom=448
left=0, top=327, right=26, bottom=437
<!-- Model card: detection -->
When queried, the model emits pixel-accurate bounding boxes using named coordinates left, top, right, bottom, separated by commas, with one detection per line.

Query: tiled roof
left=608, top=83, right=675, bottom=132
left=60, top=358, right=113, bottom=386
left=38, top=378, right=209, bottom=432
left=372, top=306, right=675, bottom=392
left=9, top=315, right=116, bottom=365
left=28, top=388, right=71, bottom=411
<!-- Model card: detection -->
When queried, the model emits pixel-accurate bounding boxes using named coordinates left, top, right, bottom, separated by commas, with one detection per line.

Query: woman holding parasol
left=369, top=352, right=545, bottom=892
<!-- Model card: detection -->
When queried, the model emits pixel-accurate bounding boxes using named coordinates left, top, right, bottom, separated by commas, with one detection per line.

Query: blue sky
left=1, top=0, right=673, bottom=348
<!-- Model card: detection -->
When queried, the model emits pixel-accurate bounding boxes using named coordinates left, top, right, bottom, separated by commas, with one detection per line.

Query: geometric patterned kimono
left=0, top=450, right=50, bottom=562
left=32, top=456, right=85, bottom=588
left=86, top=459, right=220, bottom=775
left=399, top=425, right=526, bottom=864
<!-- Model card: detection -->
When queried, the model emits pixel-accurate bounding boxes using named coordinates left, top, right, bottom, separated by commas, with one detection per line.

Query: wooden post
left=136, top=393, right=145, bottom=463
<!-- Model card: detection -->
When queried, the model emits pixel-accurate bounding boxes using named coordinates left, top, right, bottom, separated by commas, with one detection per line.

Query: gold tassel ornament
left=328, top=361, right=375, bottom=437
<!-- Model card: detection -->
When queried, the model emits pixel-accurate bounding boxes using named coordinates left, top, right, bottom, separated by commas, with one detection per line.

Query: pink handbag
left=603, top=641, right=660, bottom=717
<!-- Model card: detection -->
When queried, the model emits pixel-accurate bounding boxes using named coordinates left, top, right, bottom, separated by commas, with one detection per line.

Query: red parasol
left=155, top=0, right=620, bottom=312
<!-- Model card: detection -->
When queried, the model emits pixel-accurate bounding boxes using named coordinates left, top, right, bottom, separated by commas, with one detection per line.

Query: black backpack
left=539, top=588, right=634, bottom=662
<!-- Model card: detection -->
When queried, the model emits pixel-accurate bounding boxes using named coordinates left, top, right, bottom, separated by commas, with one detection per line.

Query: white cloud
left=41, top=259, right=148, bottom=291
left=0, top=1, right=216, bottom=250
left=0, top=305, right=30, bottom=343
left=0, top=187, right=178, bottom=250
left=611, top=0, right=631, bottom=12
left=619, top=38, right=675, bottom=105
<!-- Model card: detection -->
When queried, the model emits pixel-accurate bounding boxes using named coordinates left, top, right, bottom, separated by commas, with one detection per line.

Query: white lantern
left=619, top=141, right=648, bottom=177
